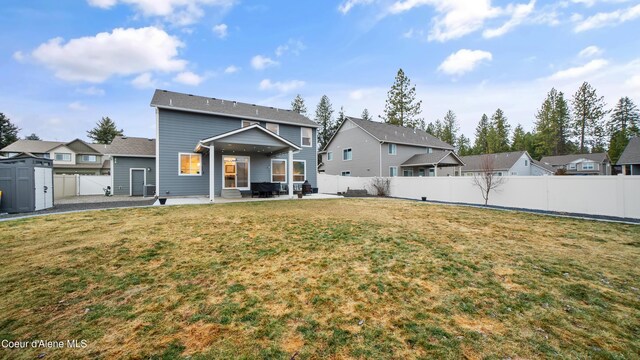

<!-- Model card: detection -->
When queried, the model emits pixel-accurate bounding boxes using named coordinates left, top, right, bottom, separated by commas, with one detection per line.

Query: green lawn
left=0, top=198, right=638, bottom=359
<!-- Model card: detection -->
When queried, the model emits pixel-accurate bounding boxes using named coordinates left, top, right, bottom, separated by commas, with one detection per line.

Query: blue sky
left=2, top=0, right=640, bottom=142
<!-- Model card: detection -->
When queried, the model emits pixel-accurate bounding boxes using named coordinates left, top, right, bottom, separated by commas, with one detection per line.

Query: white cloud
left=173, top=71, right=204, bottom=85
left=131, top=72, right=157, bottom=89
left=87, top=0, right=236, bottom=26
left=13, top=51, right=25, bottom=62
left=349, top=88, right=379, bottom=100
left=251, top=55, right=278, bottom=70
left=31, top=27, right=187, bottom=83
left=483, top=0, right=535, bottom=38
left=438, top=49, right=493, bottom=76
left=76, top=86, right=106, bottom=96
left=224, top=65, right=240, bottom=73
left=259, top=79, right=305, bottom=92
left=275, top=39, right=305, bottom=57
left=578, top=45, right=603, bottom=58
left=574, top=3, right=640, bottom=32
left=338, top=0, right=373, bottom=14
left=68, top=101, right=88, bottom=111
left=547, top=59, right=609, bottom=80
left=212, top=23, right=228, bottom=38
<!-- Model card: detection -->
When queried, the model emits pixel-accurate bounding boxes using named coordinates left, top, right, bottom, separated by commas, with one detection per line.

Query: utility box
left=0, top=153, right=54, bottom=213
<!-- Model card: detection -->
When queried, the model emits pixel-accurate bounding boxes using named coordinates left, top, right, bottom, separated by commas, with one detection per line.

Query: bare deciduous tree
left=472, top=155, right=506, bottom=205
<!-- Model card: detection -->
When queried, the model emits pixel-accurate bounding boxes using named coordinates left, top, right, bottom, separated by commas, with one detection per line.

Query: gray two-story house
left=320, top=117, right=464, bottom=177
left=150, top=90, right=318, bottom=200
left=540, top=153, right=611, bottom=175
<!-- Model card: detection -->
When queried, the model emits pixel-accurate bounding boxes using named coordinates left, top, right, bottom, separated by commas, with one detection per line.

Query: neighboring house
left=617, top=136, right=640, bottom=175
left=104, top=136, right=156, bottom=196
left=321, top=117, right=464, bottom=177
left=540, top=153, right=611, bottom=175
left=0, top=139, right=109, bottom=175
left=460, top=151, right=554, bottom=176
left=150, top=89, right=318, bottom=199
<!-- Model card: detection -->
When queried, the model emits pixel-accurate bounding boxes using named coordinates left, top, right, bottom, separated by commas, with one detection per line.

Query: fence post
left=75, top=174, right=80, bottom=196
left=616, top=175, right=625, bottom=218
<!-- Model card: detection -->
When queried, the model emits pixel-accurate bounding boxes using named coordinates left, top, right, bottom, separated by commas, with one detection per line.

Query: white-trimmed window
left=242, top=120, right=259, bottom=128
left=293, top=160, right=306, bottom=182
left=179, top=153, right=202, bottom=176
left=389, top=166, right=398, bottom=177
left=42, top=153, right=51, bottom=159
left=403, top=169, right=413, bottom=176
left=388, top=143, right=397, bottom=155
left=327, top=151, right=333, bottom=161
left=568, top=163, right=577, bottom=170
left=426, top=148, right=433, bottom=154
left=301, top=127, right=312, bottom=147
left=266, top=123, right=279, bottom=134
left=582, top=162, right=596, bottom=170
left=343, top=148, right=352, bottom=161
left=341, top=171, right=351, bottom=177
left=82, top=155, right=97, bottom=162
left=271, top=159, right=286, bottom=182
left=524, top=159, right=529, bottom=166
left=55, top=153, right=71, bottom=161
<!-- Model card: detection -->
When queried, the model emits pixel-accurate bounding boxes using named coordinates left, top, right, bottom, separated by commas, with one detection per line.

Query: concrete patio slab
left=153, top=193, right=343, bottom=206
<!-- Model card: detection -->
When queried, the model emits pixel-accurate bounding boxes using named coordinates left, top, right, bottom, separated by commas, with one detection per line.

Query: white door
left=34, top=167, right=53, bottom=211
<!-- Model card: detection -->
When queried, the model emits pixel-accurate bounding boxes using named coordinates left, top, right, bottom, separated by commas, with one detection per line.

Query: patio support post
left=288, top=149, right=294, bottom=199
left=210, top=145, right=215, bottom=202
left=434, top=164, right=438, bottom=177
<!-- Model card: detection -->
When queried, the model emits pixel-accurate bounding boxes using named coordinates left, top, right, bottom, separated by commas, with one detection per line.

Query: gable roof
left=60, top=139, right=102, bottom=155
left=340, top=117, right=454, bottom=150
left=105, top=136, right=156, bottom=157
left=197, top=124, right=301, bottom=152
left=401, top=151, right=465, bottom=166
left=540, top=153, right=609, bottom=166
left=150, top=89, right=318, bottom=128
left=460, top=151, right=529, bottom=172
left=617, top=137, right=640, bottom=165
left=532, top=159, right=555, bottom=173
left=0, top=140, right=65, bottom=153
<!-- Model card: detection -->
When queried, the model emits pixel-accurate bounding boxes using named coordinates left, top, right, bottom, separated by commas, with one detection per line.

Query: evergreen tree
left=473, top=114, right=491, bottom=154
left=511, top=124, right=527, bottom=151
left=571, top=82, right=608, bottom=153
left=315, top=95, right=335, bottom=150
left=534, top=88, right=572, bottom=157
left=457, top=134, right=471, bottom=156
left=607, top=97, right=640, bottom=163
left=432, top=119, right=444, bottom=139
left=380, top=68, right=424, bottom=129
left=87, top=117, right=123, bottom=144
left=361, top=108, right=372, bottom=121
left=337, top=106, right=347, bottom=126
left=0, top=113, right=20, bottom=149
left=440, top=110, right=459, bottom=146
left=25, top=133, right=41, bottom=140
left=291, top=94, right=308, bottom=115
left=488, top=109, right=511, bottom=153
left=608, top=130, right=628, bottom=164
left=425, top=122, right=436, bottom=136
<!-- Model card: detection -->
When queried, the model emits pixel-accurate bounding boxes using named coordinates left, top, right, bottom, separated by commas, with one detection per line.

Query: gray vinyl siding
left=112, top=156, right=156, bottom=195
left=158, top=109, right=316, bottom=196
left=383, top=144, right=449, bottom=176
left=322, top=120, right=380, bottom=177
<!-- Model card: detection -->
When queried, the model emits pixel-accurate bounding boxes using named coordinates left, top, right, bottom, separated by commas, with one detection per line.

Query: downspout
left=379, top=141, right=383, bottom=176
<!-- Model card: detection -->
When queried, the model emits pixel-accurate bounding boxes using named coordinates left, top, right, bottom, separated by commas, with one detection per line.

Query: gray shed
left=0, top=153, right=54, bottom=213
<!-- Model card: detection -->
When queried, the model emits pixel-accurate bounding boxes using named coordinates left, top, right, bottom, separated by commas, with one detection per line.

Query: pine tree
left=87, top=117, right=123, bottom=144
left=315, top=95, right=335, bottom=150
left=440, top=110, right=459, bottom=146
left=291, top=94, right=308, bottom=115
left=380, top=68, right=424, bottom=129
left=488, top=109, right=510, bottom=153
left=432, top=119, right=444, bottom=139
left=425, top=122, right=436, bottom=136
left=534, top=88, right=572, bottom=157
left=473, top=114, right=491, bottom=154
left=571, top=82, right=608, bottom=153
left=24, top=133, right=40, bottom=140
left=457, top=134, right=471, bottom=156
left=607, top=97, right=640, bottom=163
left=337, top=106, right=347, bottom=127
left=361, top=108, right=372, bottom=121
left=0, top=112, right=20, bottom=149
left=511, top=124, right=527, bottom=151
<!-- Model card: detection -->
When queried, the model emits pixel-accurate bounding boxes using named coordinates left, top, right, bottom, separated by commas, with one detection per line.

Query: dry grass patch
left=0, top=198, right=638, bottom=359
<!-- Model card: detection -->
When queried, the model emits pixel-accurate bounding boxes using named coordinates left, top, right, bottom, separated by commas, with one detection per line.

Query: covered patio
left=400, top=151, right=465, bottom=176
left=194, top=124, right=302, bottom=202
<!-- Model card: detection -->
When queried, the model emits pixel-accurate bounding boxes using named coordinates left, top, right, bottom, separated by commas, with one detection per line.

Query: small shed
left=0, top=153, right=54, bottom=213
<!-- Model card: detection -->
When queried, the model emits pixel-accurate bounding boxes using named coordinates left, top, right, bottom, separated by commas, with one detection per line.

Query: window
left=242, top=120, right=259, bottom=128
left=327, top=151, right=333, bottom=161
left=388, top=143, right=397, bottom=155
left=42, top=153, right=51, bottom=159
left=179, top=153, right=202, bottom=175
left=293, top=160, right=306, bottom=182
left=426, top=147, right=433, bottom=154
left=343, top=148, right=352, bottom=161
left=341, top=171, right=351, bottom=176
left=568, top=163, right=577, bottom=170
left=389, top=166, right=398, bottom=177
left=266, top=123, right=279, bottom=134
left=301, top=127, right=312, bottom=147
left=403, top=169, right=413, bottom=176
left=524, top=159, right=529, bottom=166
left=582, top=162, right=595, bottom=170
left=55, top=153, right=71, bottom=161
left=82, top=155, right=97, bottom=162
left=271, top=159, right=286, bottom=182
left=418, top=169, right=425, bottom=177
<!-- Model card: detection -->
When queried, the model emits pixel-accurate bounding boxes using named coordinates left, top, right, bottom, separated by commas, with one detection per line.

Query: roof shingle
left=346, top=117, right=454, bottom=149
left=540, top=153, right=609, bottom=166
left=105, top=136, right=156, bottom=157
left=617, top=137, right=640, bottom=165
left=460, top=151, right=528, bottom=172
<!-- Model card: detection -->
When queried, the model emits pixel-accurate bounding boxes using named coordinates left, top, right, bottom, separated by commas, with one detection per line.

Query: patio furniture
left=250, top=182, right=280, bottom=198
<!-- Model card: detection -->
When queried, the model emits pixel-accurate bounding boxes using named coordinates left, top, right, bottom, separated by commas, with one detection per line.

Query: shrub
left=369, top=177, right=390, bottom=197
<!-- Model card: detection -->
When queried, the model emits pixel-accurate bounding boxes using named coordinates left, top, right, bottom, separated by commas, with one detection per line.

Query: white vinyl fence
left=54, top=175, right=112, bottom=199
left=318, top=174, right=640, bottom=220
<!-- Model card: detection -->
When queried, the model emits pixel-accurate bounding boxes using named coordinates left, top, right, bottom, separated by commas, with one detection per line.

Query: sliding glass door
left=222, top=156, right=250, bottom=189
